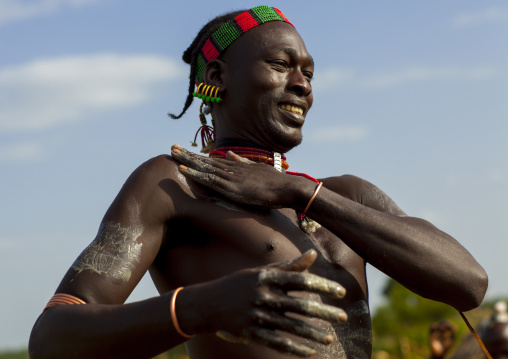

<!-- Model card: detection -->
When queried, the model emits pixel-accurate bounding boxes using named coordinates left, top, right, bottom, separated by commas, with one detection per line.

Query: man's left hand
left=171, top=144, right=305, bottom=209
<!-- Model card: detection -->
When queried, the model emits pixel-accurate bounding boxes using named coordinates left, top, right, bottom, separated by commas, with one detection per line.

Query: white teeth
left=279, top=104, right=303, bottom=115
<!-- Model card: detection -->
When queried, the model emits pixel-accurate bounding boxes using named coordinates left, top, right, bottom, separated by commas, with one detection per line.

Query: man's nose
left=287, top=70, right=312, bottom=97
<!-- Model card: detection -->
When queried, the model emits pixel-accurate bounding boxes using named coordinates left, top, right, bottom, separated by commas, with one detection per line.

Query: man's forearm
left=29, top=293, right=187, bottom=359
left=296, top=184, right=488, bottom=311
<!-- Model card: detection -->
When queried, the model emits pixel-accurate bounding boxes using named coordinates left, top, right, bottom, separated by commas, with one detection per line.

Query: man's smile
left=278, top=103, right=304, bottom=116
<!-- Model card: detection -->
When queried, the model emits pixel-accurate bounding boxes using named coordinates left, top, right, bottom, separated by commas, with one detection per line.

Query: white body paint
left=175, top=168, right=191, bottom=190
left=72, top=198, right=144, bottom=283
left=328, top=300, right=372, bottom=359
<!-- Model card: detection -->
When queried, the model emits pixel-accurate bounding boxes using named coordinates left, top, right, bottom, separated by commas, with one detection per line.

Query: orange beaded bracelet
left=170, top=287, right=195, bottom=339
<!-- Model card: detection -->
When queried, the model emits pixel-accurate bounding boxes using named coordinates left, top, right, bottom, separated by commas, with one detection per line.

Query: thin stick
left=459, top=311, right=492, bottom=359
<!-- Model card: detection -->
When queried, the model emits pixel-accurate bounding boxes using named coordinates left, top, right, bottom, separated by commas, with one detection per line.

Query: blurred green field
left=0, top=349, right=28, bottom=359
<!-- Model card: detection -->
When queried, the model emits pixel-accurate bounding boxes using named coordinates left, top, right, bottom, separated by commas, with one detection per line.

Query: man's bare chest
left=154, top=192, right=365, bottom=294
left=150, top=190, right=373, bottom=358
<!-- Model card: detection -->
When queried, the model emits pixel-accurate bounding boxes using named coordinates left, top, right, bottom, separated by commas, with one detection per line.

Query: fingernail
left=180, top=165, right=188, bottom=170
left=173, top=144, right=182, bottom=149
left=325, top=334, right=334, bottom=343
left=336, top=286, right=346, bottom=297
left=339, top=312, right=348, bottom=322
left=172, top=149, right=181, bottom=154
left=309, top=349, right=316, bottom=356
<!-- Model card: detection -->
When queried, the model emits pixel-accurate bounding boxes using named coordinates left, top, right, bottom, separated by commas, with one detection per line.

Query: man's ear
left=203, top=59, right=226, bottom=87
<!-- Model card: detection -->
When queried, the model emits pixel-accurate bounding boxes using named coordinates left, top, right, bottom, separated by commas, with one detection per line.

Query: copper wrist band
left=303, top=182, right=323, bottom=216
left=43, top=293, right=86, bottom=312
left=170, top=287, right=195, bottom=339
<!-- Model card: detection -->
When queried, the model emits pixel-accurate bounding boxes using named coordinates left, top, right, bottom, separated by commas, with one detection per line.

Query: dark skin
left=29, top=22, right=488, bottom=359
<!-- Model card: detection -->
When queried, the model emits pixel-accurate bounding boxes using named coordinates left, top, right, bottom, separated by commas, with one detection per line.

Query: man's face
left=218, top=21, right=314, bottom=153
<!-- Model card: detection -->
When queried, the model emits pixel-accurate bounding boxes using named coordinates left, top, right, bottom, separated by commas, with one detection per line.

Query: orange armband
left=43, top=293, right=86, bottom=312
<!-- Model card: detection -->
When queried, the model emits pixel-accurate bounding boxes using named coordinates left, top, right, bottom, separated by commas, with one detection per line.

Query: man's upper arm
left=322, top=174, right=406, bottom=216
left=55, top=155, right=179, bottom=305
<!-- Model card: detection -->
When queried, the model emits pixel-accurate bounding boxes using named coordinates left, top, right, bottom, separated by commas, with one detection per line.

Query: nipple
left=265, top=240, right=277, bottom=252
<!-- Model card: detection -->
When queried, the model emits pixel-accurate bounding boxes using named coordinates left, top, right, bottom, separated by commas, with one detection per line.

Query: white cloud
left=0, top=141, right=45, bottom=163
left=0, top=54, right=184, bottom=132
left=307, top=125, right=368, bottom=143
left=452, top=7, right=508, bottom=28
left=0, top=0, right=99, bottom=25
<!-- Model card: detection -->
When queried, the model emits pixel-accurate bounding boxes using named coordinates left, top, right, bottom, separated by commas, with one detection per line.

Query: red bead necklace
left=209, top=147, right=290, bottom=171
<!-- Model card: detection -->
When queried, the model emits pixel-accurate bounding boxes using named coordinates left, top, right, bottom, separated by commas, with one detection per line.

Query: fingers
left=216, top=309, right=334, bottom=357
left=269, top=249, right=317, bottom=272
left=215, top=330, right=251, bottom=345
left=216, top=328, right=316, bottom=357
left=258, top=270, right=346, bottom=300
left=172, top=145, right=260, bottom=176
left=172, top=145, right=226, bottom=172
left=225, top=151, right=255, bottom=164
left=248, top=328, right=316, bottom=357
left=178, top=165, right=221, bottom=187
left=251, top=309, right=333, bottom=344
left=255, top=292, right=347, bottom=323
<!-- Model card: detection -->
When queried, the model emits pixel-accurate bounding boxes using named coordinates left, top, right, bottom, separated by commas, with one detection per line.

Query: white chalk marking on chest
left=323, top=300, right=372, bottom=359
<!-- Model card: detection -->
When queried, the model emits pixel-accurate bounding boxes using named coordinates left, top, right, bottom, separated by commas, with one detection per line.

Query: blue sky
left=0, top=0, right=507, bottom=350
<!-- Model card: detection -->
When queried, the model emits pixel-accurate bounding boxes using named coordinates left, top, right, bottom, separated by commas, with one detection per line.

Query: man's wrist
left=282, top=175, right=318, bottom=211
left=169, top=285, right=206, bottom=337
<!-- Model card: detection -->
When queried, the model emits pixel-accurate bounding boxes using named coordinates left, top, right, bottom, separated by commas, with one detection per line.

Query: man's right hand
left=178, top=249, right=347, bottom=357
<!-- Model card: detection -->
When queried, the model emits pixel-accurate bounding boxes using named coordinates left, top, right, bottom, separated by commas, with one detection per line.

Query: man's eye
left=270, top=60, right=288, bottom=69
left=303, top=72, right=313, bottom=81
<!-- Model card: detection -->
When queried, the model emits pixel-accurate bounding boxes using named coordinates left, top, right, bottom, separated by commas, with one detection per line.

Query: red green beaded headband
left=195, top=5, right=294, bottom=84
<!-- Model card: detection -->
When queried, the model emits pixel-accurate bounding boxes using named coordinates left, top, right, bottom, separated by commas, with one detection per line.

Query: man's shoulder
left=321, top=174, right=364, bottom=186
left=118, top=154, right=186, bottom=197
left=321, top=174, right=405, bottom=215
left=129, top=154, right=179, bottom=181
left=107, top=154, right=195, bottom=219
left=320, top=174, right=365, bottom=201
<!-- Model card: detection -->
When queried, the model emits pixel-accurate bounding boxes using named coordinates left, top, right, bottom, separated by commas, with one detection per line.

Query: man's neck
left=210, top=141, right=288, bottom=172
left=214, top=138, right=273, bottom=152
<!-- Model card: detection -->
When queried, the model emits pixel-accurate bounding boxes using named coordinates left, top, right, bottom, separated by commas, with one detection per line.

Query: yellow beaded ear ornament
left=201, top=85, right=211, bottom=101
left=211, top=86, right=222, bottom=103
left=191, top=83, right=222, bottom=153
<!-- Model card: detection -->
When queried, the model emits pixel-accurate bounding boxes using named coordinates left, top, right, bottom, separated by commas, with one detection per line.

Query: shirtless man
left=28, top=6, right=488, bottom=359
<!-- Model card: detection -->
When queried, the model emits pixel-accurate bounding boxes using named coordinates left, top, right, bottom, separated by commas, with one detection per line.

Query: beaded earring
left=193, top=83, right=222, bottom=103
left=191, top=83, right=221, bottom=153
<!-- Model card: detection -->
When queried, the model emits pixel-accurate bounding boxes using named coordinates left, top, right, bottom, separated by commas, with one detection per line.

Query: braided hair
left=168, top=9, right=245, bottom=120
